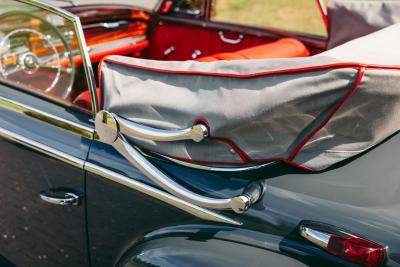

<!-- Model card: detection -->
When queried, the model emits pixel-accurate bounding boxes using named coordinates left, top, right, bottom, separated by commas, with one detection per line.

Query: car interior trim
left=84, top=162, right=242, bottom=225
left=159, top=16, right=327, bottom=49
left=0, top=127, right=85, bottom=169
left=0, top=96, right=94, bottom=139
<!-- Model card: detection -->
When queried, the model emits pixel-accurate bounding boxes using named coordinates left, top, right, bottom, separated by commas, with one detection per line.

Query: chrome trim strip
left=16, top=0, right=98, bottom=116
left=72, top=12, right=98, bottom=115
left=299, top=226, right=330, bottom=249
left=84, top=162, right=242, bottom=225
left=95, top=111, right=263, bottom=214
left=0, top=96, right=94, bottom=139
left=0, top=127, right=84, bottom=168
left=155, top=153, right=277, bottom=172
left=117, top=114, right=208, bottom=143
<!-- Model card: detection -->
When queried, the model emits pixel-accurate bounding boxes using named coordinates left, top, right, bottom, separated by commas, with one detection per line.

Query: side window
left=0, top=0, right=92, bottom=112
left=168, top=0, right=207, bottom=18
left=210, top=0, right=327, bottom=36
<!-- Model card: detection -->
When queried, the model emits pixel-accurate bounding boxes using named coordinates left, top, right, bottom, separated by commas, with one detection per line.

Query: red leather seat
left=73, top=87, right=101, bottom=111
left=197, top=38, right=310, bottom=62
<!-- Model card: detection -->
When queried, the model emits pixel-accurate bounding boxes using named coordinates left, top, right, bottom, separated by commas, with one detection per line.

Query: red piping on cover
left=102, top=57, right=400, bottom=78
left=288, top=67, right=366, bottom=161
left=100, top=57, right=400, bottom=170
left=193, top=117, right=251, bottom=163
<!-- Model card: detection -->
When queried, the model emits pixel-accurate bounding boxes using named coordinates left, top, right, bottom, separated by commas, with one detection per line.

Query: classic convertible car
left=1, top=0, right=400, bottom=266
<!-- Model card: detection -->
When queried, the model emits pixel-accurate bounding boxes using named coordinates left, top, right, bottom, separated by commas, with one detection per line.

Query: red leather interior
left=73, top=87, right=101, bottom=111
left=197, top=38, right=310, bottom=62
left=147, top=23, right=276, bottom=61
left=61, top=40, right=149, bottom=68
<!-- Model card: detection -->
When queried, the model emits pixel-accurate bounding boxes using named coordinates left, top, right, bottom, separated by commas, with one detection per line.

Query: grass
left=212, top=0, right=329, bottom=36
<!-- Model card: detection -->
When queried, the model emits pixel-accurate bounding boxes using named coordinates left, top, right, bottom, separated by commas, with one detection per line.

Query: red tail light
left=327, top=235, right=386, bottom=267
left=300, top=222, right=387, bottom=267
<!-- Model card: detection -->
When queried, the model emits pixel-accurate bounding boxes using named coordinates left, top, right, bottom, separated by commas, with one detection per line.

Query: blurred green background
left=211, top=0, right=328, bottom=36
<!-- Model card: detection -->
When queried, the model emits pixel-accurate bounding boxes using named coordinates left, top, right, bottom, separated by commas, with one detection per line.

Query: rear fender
left=116, top=225, right=351, bottom=267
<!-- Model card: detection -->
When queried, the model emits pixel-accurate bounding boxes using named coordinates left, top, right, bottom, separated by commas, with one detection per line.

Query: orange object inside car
left=197, top=38, right=310, bottom=62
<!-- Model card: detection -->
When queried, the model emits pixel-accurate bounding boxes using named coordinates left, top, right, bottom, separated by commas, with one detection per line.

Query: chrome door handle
left=39, top=190, right=80, bottom=206
left=95, top=110, right=264, bottom=214
left=218, top=31, right=244, bottom=44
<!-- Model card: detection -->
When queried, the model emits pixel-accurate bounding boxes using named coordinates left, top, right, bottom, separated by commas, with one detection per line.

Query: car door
left=0, top=1, right=95, bottom=266
left=147, top=0, right=327, bottom=61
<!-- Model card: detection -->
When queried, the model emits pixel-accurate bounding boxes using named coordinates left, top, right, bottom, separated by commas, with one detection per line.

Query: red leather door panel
left=147, top=22, right=275, bottom=61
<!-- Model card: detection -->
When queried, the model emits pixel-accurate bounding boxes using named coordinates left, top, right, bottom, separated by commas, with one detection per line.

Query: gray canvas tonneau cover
left=100, top=23, right=400, bottom=171
left=328, top=0, right=400, bottom=48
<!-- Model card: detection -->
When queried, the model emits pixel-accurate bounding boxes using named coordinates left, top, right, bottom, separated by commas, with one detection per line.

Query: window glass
left=211, top=0, right=327, bottom=36
left=0, top=0, right=91, bottom=112
left=169, top=0, right=206, bottom=18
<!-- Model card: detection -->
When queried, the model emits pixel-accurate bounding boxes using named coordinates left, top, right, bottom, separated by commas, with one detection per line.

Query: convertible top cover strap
left=100, top=24, right=400, bottom=171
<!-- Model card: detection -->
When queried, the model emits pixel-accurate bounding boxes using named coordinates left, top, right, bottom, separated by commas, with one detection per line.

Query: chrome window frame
left=13, top=0, right=99, bottom=116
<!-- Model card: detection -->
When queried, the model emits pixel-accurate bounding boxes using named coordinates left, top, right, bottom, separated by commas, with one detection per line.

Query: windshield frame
left=15, top=0, right=98, bottom=115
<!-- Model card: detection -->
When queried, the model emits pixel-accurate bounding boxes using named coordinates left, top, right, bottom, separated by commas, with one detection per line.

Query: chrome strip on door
left=0, top=96, right=94, bottom=139
left=154, top=153, right=277, bottom=172
left=0, top=127, right=84, bottom=168
left=84, top=162, right=242, bottom=225
left=95, top=111, right=264, bottom=214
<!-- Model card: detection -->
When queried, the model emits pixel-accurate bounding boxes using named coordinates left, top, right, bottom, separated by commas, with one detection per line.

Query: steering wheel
left=0, top=11, right=75, bottom=99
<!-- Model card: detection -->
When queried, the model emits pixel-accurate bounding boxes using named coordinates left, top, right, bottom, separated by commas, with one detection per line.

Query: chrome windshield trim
left=0, top=96, right=94, bottom=139
left=84, top=162, right=242, bottom=226
left=16, top=0, right=98, bottom=116
left=0, top=127, right=84, bottom=168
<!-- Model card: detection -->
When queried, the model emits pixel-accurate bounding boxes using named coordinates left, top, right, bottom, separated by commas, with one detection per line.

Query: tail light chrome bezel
left=299, top=221, right=388, bottom=267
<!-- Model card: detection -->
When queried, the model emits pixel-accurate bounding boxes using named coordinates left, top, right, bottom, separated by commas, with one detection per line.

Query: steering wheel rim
left=0, top=10, right=76, bottom=99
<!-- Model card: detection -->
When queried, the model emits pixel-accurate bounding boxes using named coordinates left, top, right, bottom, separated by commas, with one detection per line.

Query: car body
left=1, top=0, right=400, bottom=267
